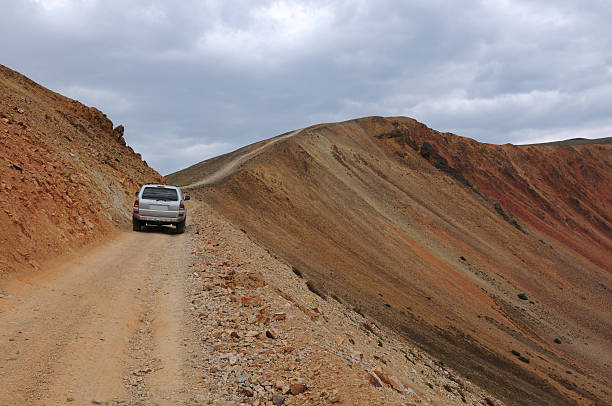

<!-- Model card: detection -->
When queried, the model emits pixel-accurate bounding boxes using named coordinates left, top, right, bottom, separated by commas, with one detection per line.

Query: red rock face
left=174, top=116, right=611, bottom=405
left=0, top=65, right=163, bottom=273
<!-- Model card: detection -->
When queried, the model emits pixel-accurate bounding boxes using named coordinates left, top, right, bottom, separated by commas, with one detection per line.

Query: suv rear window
left=142, top=187, right=178, bottom=201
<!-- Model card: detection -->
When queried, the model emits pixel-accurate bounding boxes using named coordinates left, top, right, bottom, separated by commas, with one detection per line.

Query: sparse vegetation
left=511, top=350, right=521, bottom=356
left=518, top=356, right=530, bottom=364
left=517, top=293, right=528, bottom=300
left=426, top=382, right=434, bottom=389
left=554, top=338, right=562, bottom=344
left=377, top=340, right=383, bottom=347
left=443, top=384, right=453, bottom=392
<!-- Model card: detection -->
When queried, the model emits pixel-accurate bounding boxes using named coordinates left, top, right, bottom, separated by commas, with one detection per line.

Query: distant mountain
left=0, top=65, right=162, bottom=273
left=168, top=116, right=611, bottom=405
left=526, top=136, right=612, bottom=146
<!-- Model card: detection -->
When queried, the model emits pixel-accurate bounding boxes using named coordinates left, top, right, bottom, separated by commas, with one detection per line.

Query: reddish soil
left=0, top=67, right=505, bottom=405
left=0, top=64, right=163, bottom=274
left=170, top=116, right=612, bottom=405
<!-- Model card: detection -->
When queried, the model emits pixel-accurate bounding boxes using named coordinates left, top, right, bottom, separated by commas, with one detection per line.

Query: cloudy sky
left=2, top=0, right=611, bottom=174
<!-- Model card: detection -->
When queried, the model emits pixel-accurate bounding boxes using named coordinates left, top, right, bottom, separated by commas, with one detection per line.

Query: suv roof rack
left=143, top=183, right=181, bottom=187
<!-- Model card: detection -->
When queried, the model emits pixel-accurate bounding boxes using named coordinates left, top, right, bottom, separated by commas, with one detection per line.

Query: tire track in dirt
left=0, top=227, right=192, bottom=405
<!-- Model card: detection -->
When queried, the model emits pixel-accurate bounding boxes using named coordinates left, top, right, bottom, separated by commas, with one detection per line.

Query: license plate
left=150, top=205, right=168, bottom=211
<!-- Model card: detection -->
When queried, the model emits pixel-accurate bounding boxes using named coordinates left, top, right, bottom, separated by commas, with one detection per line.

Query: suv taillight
left=178, top=199, right=185, bottom=217
left=133, top=198, right=139, bottom=214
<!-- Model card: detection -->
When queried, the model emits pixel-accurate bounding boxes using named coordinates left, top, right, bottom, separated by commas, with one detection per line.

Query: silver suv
left=133, top=184, right=190, bottom=233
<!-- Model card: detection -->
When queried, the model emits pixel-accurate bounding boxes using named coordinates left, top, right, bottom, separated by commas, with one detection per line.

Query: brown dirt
left=0, top=198, right=499, bottom=405
left=0, top=66, right=502, bottom=405
left=0, top=64, right=163, bottom=274
left=0, top=224, right=190, bottom=404
left=169, top=116, right=612, bottom=405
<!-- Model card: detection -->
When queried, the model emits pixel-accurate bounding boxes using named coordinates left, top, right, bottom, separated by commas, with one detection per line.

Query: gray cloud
left=2, top=0, right=611, bottom=173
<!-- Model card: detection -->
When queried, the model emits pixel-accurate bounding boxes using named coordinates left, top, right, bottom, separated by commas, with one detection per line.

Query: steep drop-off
left=0, top=65, right=162, bottom=273
left=169, top=116, right=611, bottom=405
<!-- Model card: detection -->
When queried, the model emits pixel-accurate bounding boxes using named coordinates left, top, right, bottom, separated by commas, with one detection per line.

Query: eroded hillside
left=0, top=65, right=162, bottom=273
left=169, top=116, right=612, bottom=405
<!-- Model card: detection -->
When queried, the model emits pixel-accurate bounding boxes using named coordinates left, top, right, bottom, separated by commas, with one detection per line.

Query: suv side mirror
left=184, top=195, right=190, bottom=201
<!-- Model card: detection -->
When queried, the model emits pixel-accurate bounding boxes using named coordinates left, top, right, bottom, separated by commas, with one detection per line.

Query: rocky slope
left=181, top=199, right=501, bottom=405
left=168, top=116, right=611, bottom=405
left=0, top=65, right=162, bottom=274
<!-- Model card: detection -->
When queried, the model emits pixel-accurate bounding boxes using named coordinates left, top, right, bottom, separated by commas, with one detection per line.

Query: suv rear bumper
left=134, top=215, right=183, bottom=224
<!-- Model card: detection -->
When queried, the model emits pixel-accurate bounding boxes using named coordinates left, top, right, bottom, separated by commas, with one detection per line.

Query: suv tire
left=132, top=217, right=142, bottom=232
left=176, top=219, right=185, bottom=234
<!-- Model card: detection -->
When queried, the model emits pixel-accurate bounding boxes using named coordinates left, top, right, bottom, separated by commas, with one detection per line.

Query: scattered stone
left=289, top=383, right=307, bottom=395
left=266, top=327, right=278, bottom=339
left=367, top=372, right=383, bottom=387
left=245, top=330, right=260, bottom=338
left=241, top=295, right=263, bottom=307
left=373, top=368, right=391, bottom=385
left=389, top=376, right=406, bottom=392
left=237, top=374, right=247, bottom=384
left=272, top=394, right=285, bottom=405
left=272, top=312, right=287, bottom=321
left=238, top=387, right=254, bottom=397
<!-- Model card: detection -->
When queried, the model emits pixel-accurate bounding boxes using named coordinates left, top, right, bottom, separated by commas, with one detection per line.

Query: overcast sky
left=2, top=0, right=611, bottom=174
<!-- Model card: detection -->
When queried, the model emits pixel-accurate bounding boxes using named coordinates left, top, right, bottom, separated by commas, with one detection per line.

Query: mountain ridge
left=168, top=116, right=612, bottom=405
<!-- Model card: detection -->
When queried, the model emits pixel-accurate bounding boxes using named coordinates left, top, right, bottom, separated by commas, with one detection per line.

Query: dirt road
left=0, top=200, right=496, bottom=406
left=0, top=224, right=193, bottom=405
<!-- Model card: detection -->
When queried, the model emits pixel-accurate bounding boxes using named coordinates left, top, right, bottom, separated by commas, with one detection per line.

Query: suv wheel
left=176, top=219, right=185, bottom=234
left=132, top=217, right=142, bottom=232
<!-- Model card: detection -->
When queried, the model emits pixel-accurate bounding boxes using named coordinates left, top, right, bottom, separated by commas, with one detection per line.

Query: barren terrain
left=0, top=64, right=162, bottom=274
left=169, top=117, right=611, bottom=405
left=1, top=199, right=499, bottom=405
left=2, top=65, right=610, bottom=405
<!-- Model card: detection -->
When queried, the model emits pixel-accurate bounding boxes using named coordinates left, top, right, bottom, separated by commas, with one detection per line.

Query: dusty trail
left=185, top=129, right=303, bottom=188
left=0, top=226, right=191, bottom=405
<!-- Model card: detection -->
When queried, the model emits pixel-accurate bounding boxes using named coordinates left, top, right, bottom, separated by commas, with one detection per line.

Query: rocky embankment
left=181, top=201, right=500, bottom=405
left=0, top=65, right=162, bottom=274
